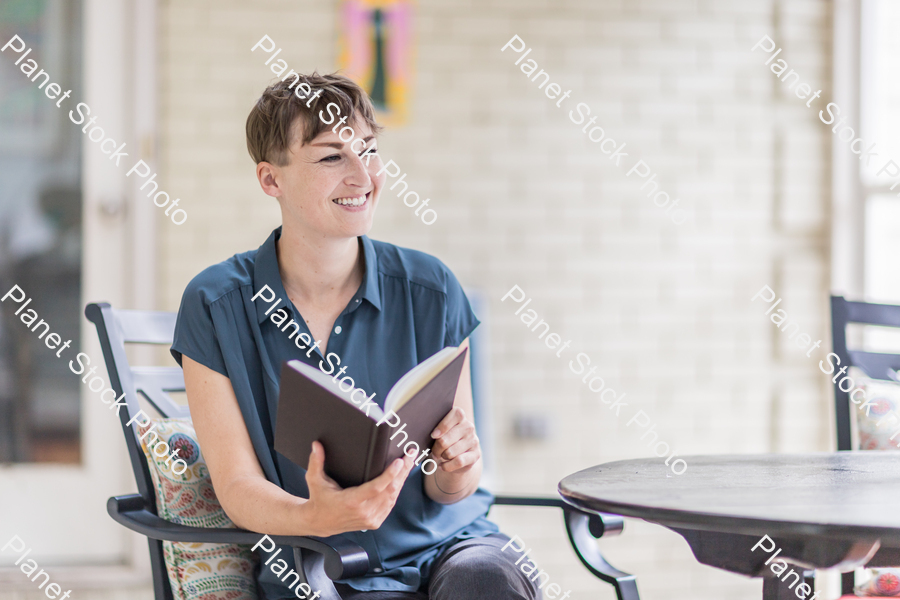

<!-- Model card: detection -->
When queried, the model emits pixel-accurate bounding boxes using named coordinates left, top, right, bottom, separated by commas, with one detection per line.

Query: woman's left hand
left=431, top=407, right=481, bottom=473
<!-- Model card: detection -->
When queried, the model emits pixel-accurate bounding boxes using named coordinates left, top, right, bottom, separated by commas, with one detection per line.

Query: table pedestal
left=763, top=576, right=806, bottom=600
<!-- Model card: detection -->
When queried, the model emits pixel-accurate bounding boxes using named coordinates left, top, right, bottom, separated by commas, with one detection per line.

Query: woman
left=170, top=73, right=541, bottom=600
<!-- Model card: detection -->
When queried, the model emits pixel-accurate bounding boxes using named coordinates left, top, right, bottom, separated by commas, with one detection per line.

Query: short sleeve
left=443, top=269, right=480, bottom=348
left=170, top=277, right=229, bottom=378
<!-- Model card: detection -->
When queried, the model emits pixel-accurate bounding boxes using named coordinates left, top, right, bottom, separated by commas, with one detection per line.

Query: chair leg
left=802, top=569, right=816, bottom=598
left=764, top=568, right=819, bottom=600
left=842, top=571, right=855, bottom=595
left=763, top=576, right=798, bottom=600
left=563, top=510, right=640, bottom=600
left=148, top=538, right=174, bottom=600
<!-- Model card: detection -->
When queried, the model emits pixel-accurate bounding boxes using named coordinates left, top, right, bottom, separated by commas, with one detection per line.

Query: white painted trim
left=132, top=0, right=158, bottom=311
left=831, top=0, right=864, bottom=298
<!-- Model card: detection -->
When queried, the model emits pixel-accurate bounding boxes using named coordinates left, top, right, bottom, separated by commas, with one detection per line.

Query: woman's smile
left=331, top=190, right=372, bottom=211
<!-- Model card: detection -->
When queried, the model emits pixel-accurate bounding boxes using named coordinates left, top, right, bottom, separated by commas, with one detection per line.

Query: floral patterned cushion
left=137, top=418, right=259, bottom=600
left=855, top=568, right=900, bottom=596
left=848, top=372, right=900, bottom=596
left=850, top=369, right=900, bottom=451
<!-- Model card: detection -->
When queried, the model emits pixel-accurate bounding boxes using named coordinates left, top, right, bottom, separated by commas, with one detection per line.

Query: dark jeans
left=334, top=534, right=543, bottom=600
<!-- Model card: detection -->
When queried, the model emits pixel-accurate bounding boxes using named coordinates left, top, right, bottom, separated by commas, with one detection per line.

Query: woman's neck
left=276, top=225, right=363, bottom=306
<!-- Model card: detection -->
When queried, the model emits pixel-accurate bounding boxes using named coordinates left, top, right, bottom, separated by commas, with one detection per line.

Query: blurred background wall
left=155, top=1, right=832, bottom=599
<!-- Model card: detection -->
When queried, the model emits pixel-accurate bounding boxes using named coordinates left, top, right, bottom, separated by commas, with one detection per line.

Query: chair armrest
left=108, top=494, right=369, bottom=580
left=492, top=495, right=624, bottom=537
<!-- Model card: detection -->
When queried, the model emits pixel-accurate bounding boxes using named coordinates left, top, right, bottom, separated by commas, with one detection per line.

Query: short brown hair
left=246, top=71, right=382, bottom=166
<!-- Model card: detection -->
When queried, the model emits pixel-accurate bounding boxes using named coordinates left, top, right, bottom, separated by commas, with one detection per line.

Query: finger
left=364, top=458, right=406, bottom=493
left=435, top=423, right=477, bottom=459
left=399, top=453, right=417, bottom=478
left=433, top=421, right=474, bottom=456
left=432, top=408, right=464, bottom=439
left=438, top=435, right=478, bottom=463
left=385, top=454, right=416, bottom=497
left=431, top=437, right=457, bottom=463
left=306, top=441, right=326, bottom=479
left=306, top=442, right=341, bottom=489
left=438, top=450, right=479, bottom=473
left=385, top=453, right=415, bottom=487
left=361, top=453, right=416, bottom=502
left=430, top=438, right=448, bottom=462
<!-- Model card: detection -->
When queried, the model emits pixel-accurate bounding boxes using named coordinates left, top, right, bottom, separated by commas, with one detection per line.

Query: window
left=0, top=0, right=83, bottom=463
left=861, top=0, right=900, bottom=304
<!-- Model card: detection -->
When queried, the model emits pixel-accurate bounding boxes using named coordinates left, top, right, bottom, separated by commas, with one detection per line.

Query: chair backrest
left=86, top=303, right=187, bottom=502
left=830, top=296, right=900, bottom=451
left=86, top=302, right=186, bottom=600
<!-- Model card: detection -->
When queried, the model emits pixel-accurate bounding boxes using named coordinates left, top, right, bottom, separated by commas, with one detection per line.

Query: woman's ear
left=256, top=161, right=282, bottom=198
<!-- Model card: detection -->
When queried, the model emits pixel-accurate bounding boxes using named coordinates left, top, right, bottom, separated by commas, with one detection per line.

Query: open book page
left=384, top=345, right=464, bottom=414
left=286, top=360, right=386, bottom=421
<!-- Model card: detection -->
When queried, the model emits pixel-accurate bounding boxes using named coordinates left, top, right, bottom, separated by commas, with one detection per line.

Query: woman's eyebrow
left=310, top=134, right=375, bottom=150
left=311, top=141, right=344, bottom=149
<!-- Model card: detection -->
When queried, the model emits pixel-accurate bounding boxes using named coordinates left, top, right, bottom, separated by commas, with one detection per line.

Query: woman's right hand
left=303, top=441, right=416, bottom=536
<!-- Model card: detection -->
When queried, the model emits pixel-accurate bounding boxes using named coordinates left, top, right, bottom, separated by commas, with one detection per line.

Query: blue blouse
left=170, top=227, right=498, bottom=597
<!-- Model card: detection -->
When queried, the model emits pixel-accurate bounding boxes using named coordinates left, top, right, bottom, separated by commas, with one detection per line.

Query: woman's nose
left=347, top=154, right=372, bottom=187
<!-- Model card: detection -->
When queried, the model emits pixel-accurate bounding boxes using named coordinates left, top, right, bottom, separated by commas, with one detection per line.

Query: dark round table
left=559, top=452, right=900, bottom=600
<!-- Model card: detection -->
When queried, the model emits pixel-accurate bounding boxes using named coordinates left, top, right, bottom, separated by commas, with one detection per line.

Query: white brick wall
left=156, top=1, right=833, bottom=599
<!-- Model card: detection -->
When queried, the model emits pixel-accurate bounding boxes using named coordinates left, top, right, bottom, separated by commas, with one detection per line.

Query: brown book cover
left=274, top=347, right=468, bottom=488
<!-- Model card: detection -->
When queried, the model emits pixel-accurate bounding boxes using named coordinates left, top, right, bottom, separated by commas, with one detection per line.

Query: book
left=274, top=345, right=468, bottom=488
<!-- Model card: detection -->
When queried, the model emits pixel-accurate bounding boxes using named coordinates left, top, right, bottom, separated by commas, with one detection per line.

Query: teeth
left=333, top=195, right=367, bottom=206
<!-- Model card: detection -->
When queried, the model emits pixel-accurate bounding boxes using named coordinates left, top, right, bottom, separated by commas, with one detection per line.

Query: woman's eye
left=321, top=154, right=341, bottom=163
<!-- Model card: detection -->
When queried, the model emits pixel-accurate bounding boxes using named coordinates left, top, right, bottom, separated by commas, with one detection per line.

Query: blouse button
left=373, top=568, right=382, bottom=573
left=334, top=325, right=342, bottom=334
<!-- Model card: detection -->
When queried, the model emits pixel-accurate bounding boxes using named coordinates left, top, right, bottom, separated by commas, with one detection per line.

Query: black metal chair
left=830, top=295, right=900, bottom=596
left=830, top=296, right=900, bottom=451
left=86, top=301, right=641, bottom=600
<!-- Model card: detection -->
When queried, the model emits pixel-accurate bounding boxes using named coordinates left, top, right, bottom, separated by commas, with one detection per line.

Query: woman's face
left=263, top=116, right=385, bottom=240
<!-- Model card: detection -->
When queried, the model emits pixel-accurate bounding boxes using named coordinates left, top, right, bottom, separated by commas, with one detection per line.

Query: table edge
left=558, top=485, right=900, bottom=546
